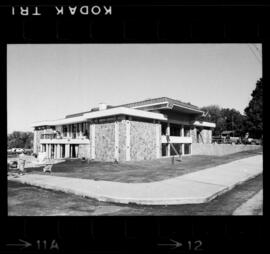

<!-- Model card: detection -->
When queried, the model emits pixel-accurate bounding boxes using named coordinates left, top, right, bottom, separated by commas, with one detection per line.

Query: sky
left=7, top=44, right=262, bottom=133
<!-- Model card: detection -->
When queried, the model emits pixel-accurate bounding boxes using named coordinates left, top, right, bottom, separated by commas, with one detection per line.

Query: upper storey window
left=170, top=123, right=181, bottom=137
left=63, top=125, right=67, bottom=137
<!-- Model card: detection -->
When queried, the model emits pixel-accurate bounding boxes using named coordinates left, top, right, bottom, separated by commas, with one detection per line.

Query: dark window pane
left=184, top=144, right=191, bottom=154
left=184, top=126, right=190, bottom=137
left=161, top=122, right=167, bottom=135
left=170, top=123, right=181, bottom=136
left=162, top=143, right=168, bottom=156
left=171, top=143, right=182, bottom=156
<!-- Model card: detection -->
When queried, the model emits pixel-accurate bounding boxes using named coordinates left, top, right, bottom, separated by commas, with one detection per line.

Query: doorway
left=70, top=144, right=79, bottom=158
left=61, top=144, right=65, bottom=158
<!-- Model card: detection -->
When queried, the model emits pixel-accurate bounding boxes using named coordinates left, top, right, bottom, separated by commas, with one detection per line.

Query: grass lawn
left=18, top=148, right=262, bottom=183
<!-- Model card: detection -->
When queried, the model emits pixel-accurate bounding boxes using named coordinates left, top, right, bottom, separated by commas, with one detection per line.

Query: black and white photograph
left=7, top=43, right=263, bottom=216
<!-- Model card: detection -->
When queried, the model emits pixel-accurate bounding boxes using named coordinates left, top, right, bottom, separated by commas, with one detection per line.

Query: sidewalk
left=233, top=189, right=263, bottom=215
left=8, top=155, right=262, bottom=205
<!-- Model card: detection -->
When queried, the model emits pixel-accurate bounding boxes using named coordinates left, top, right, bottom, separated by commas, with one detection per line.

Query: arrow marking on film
left=157, top=239, right=183, bottom=249
left=6, top=239, right=32, bottom=249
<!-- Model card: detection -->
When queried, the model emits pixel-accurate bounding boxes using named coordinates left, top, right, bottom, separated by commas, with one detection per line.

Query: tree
left=200, top=105, right=246, bottom=136
left=7, top=131, right=33, bottom=149
left=244, top=78, right=263, bottom=138
left=221, top=108, right=246, bottom=136
left=200, top=105, right=221, bottom=135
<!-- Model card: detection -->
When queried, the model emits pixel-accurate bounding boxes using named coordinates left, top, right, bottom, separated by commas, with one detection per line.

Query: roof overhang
left=193, top=121, right=216, bottom=128
left=171, top=104, right=204, bottom=115
left=31, top=116, right=87, bottom=127
left=83, top=107, right=168, bottom=121
left=132, top=101, right=204, bottom=115
left=31, top=107, right=168, bottom=127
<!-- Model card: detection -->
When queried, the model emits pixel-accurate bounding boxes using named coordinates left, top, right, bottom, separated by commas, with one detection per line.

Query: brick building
left=32, top=97, right=215, bottom=161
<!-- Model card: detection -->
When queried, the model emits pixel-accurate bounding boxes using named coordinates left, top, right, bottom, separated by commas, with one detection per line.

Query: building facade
left=32, top=97, right=215, bottom=161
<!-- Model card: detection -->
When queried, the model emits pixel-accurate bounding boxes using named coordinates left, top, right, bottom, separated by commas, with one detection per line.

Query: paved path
left=8, top=155, right=262, bottom=205
left=233, top=189, right=263, bottom=215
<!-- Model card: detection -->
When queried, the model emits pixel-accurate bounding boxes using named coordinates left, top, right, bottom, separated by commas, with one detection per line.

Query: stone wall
left=130, top=120, right=157, bottom=160
left=190, top=127, right=197, bottom=143
left=192, top=143, right=261, bottom=156
left=34, top=130, right=43, bottom=154
left=95, top=122, right=115, bottom=161
left=156, top=122, right=162, bottom=158
left=190, top=127, right=212, bottom=144
left=200, top=129, right=212, bottom=144
left=118, top=120, right=126, bottom=161
left=78, top=144, right=90, bottom=159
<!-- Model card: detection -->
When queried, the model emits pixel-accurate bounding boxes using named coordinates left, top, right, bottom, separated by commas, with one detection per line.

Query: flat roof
left=83, top=107, right=167, bottom=121
left=118, top=97, right=203, bottom=113
left=31, top=98, right=210, bottom=128
left=31, top=115, right=87, bottom=127
left=64, top=97, right=204, bottom=119
left=31, top=107, right=168, bottom=127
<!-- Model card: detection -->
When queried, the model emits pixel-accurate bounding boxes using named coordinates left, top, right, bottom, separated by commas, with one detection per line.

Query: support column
left=91, top=124, right=95, bottom=159
left=126, top=117, right=131, bottom=161
left=79, top=123, right=82, bottom=137
left=53, top=145, right=56, bottom=159
left=181, top=125, right=185, bottom=156
left=65, top=144, right=70, bottom=158
left=166, top=122, right=170, bottom=156
left=75, top=145, right=79, bottom=158
left=114, top=119, right=119, bottom=161
left=56, top=144, right=61, bottom=159
left=156, top=121, right=161, bottom=158
left=181, top=125, right=184, bottom=137
left=48, top=144, right=51, bottom=159
left=68, top=125, right=71, bottom=138
left=33, top=130, right=37, bottom=153
left=59, top=145, right=62, bottom=158
left=181, top=144, right=185, bottom=155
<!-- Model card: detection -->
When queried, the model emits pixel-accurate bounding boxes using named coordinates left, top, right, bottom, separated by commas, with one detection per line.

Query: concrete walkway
left=233, top=189, right=263, bottom=215
left=8, top=155, right=262, bottom=205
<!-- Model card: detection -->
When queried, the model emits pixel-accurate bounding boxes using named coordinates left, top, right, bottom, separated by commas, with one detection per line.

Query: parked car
left=212, top=136, right=223, bottom=144
left=242, top=138, right=262, bottom=145
left=24, top=149, right=33, bottom=155
left=219, top=131, right=241, bottom=144
left=9, top=148, right=25, bottom=153
left=8, top=160, right=18, bottom=169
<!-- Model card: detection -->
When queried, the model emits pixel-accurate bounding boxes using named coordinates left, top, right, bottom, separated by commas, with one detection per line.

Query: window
left=82, top=123, right=85, bottom=133
left=184, top=126, right=191, bottom=137
left=184, top=144, right=191, bottom=154
left=51, top=145, right=55, bottom=158
left=161, top=122, right=167, bottom=135
left=72, top=124, right=76, bottom=138
left=170, top=123, right=181, bottom=136
left=171, top=143, right=182, bottom=156
left=63, top=125, right=67, bottom=137
left=197, top=128, right=202, bottom=143
left=162, top=143, right=168, bottom=156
